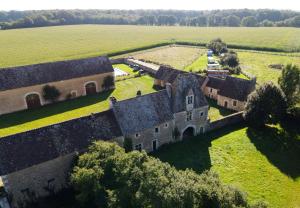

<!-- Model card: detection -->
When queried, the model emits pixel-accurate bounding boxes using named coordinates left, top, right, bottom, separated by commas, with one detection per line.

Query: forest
left=1, top=9, right=300, bottom=29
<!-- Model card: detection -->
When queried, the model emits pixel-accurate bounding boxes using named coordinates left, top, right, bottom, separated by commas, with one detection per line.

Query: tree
left=42, top=85, right=61, bottom=103
left=224, top=15, right=241, bottom=27
left=243, top=82, right=287, bottom=127
left=291, top=16, right=300, bottom=27
left=71, top=141, right=259, bottom=208
left=123, top=137, right=133, bottom=152
left=278, top=64, right=300, bottom=107
left=102, top=76, right=114, bottom=90
left=241, top=16, right=257, bottom=27
left=207, top=38, right=228, bottom=55
left=220, top=51, right=240, bottom=68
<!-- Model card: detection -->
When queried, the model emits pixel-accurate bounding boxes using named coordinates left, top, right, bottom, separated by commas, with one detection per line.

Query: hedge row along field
left=1, top=25, right=300, bottom=68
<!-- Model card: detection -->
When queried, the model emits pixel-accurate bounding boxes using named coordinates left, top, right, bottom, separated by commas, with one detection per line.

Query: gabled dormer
left=186, top=88, right=194, bottom=111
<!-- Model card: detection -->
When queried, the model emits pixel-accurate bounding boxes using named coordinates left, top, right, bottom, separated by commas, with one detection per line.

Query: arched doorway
left=25, top=93, right=41, bottom=109
left=182, top=126, right=195, bottom=139
left=85, top=82, right=97, bottom=95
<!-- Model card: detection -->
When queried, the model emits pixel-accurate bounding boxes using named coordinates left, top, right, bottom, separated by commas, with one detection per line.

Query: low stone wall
left=206, top=112, right=244, bottom=132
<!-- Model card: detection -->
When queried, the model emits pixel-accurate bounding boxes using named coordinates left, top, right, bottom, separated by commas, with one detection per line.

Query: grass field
left=152, top=124, right=300, bottom=208
left=238, top=51, right=300, bottom=84
left=132, top=46, right=205, bottom=69
left=0, top=76, right=155, bottom=137
left=207, top=98, right=235, bottom=121
left=1, top=25, right=300, bottom=68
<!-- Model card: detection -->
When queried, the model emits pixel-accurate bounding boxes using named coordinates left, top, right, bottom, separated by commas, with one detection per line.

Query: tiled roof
left=219, top=76, right=255, bottom=101
left=0, top=56, right=113, bottom=92
left=206, top=76, right=226, bottom=89
left=112, top=90, right=174, bottom=135
left=155, top=65, right=187, bottom=84
left=0, top=110, right=122, bottom=175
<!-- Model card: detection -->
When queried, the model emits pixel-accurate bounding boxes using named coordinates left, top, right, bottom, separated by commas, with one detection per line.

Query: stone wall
left=128, top=120, right=175, bottom=152
left=174, top=106, right=209, bottom=138
left=204, top=87, right=218, bottom=100
left=3, top=153, right=76, bottom=208
left=110, top=58, right=126, bottom=65
left=217, top=95, right=245, bottom=112
left=0, top=72, right=114, bottom=115
left=207, top=112, right=244, bottom=132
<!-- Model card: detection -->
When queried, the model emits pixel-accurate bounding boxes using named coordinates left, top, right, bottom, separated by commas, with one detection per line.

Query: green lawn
left=1, top=25, right=300, bottom=68
left=184, top=53, right=207, bottom=72
left=207, top=98, right=235, bottom=121
left=0, top=76, right=156, bottom=137
left=152, top=124, right=300, bottom=208
left=238, top=51, right=300, bottom=84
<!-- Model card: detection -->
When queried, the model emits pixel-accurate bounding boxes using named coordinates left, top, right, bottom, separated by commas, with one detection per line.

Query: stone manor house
left=0, top=56, right=254, bottom=207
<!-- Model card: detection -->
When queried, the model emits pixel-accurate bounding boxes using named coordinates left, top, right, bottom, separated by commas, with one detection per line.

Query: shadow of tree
left=207, top=97, right=235, bottom=117
left=246, top=124, right=300, bottom=179
left=0, top=90, right=113, bottom=128
left=151, top=124, right=245, bottom=174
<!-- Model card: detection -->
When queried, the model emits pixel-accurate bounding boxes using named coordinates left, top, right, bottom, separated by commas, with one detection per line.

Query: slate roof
left=112, top=90, right=174, bottom=135
left=206, top=76, right=226, bottom=89
left=155, top=65, right=206, bottom=87
left=0, top=56, right=113, bottom=92
left=219, top=76, right=255, bottom=101
left=0, top=110, right=122, bottom=175
left=155, top=65, right=187, bottom=84
left=171, top=73, right=208, bottom=113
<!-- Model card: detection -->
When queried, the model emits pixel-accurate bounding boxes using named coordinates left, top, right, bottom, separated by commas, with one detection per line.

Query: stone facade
left=217, top=95, right=246, bottom=111
left=0, top=72, right=114, bottom=115
left=204, top=86, right=219, bottom=100
left=2, top=153, right=75, bottom=208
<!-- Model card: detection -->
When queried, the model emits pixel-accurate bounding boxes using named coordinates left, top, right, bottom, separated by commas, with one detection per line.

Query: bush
left=220, top=51, right=239, bottom=68
left=71, top=141, right=261, bottom=208
left=123, top=137, right=133, bottom=152
left=243, top=82, right=287, bottom=127
left=102, top=76, right=114, bottom=90
left=207, top=38, right=228, bottom=55
left=42, top=85, right=61, bottom=103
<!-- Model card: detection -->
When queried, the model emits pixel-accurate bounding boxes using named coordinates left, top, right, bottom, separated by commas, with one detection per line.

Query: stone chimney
left=109, top=97, right=117, bottom=108
left=166, top=83, right=172, bottom=98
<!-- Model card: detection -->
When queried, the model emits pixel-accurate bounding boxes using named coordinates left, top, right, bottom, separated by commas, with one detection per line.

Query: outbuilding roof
left=0, top=56, right=113, bottom=92
left=0, top=109, right=122, bottom=175
left=219, top=76, right=255, bottom=101
left=112, top=90, right=174, bottom=135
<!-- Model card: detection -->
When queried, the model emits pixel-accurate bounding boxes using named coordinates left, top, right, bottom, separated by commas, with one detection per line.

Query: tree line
left=0, top=9, right=300, bottom=29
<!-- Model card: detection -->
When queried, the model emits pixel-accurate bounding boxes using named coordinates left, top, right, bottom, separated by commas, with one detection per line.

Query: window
left=155, top=127, right=159, bottom=133
left=135, top=133, right=140, bottom=138
left=233, top=100, right=237, bottom=106
left=186, top=111, right=192, bottom=121
left=200, top=112, right=204, bottom=117
left=135, top=143, right=142, bottom=151
left=47, top=178, right=55, bottom=190
left=164, top=123, right=169, bottom=128
left=210, top=88, right=213, bottom=93
left=187, top=96, right=193, bottom=104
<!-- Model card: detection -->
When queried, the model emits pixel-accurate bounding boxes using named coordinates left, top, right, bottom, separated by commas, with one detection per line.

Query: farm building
left=0, top=56, right=115, bottom=115
left=0, top=73, right=209, bottom=208
left=204, top=76, right=256, bottom=111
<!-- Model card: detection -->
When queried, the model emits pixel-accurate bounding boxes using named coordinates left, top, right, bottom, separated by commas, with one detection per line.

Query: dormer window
left=187, top=96, right=193, bottom=104
left=186, top=111, right=192, bottom=121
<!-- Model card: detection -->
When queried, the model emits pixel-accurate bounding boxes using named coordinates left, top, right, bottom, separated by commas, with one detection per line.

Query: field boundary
left=108, top=42, right=300, bottom=60
left=206, top=112, right=244, bottom=132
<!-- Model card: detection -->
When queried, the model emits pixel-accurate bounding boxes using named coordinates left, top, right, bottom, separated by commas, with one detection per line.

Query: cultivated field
left=153, top=124, right=300, bottom=208
left=0, top=76, right=155, bottom=137
left=1, top=25, right=300, bottom=67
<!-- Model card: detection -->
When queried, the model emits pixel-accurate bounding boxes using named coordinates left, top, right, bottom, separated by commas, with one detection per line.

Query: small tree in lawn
left=278, top=64, right=300, bottom=108
left=42, top=85, right=61, bottom=103
left=102, top=76, right=114, bottom=90
left=243, top=82, right=287, bottom=127
left=220, top=51, right=240, bottom=68
left=207, top=38, right=228, bottom=55
left=123, top=137, right=133, bottom=153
